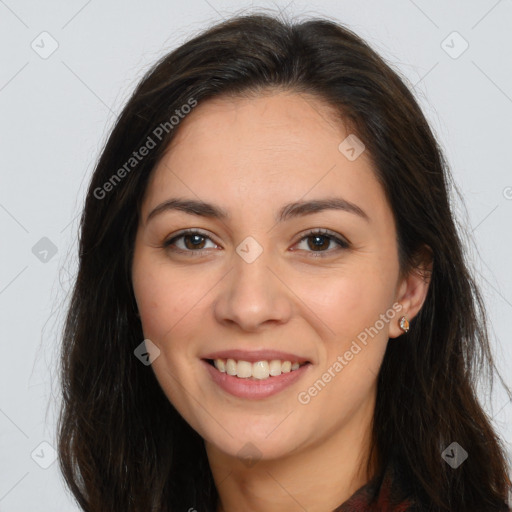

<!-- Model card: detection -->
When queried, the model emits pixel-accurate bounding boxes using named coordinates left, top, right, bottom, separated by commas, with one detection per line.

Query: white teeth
left=212, top=358, right=306, bottom=379
left=269, top=359, right=282, bottom=376
left=252, top=361, right=270, bottom=380
left=236, top=360, right=252, bottom=378
left=226, top=358, right=237, bottom=376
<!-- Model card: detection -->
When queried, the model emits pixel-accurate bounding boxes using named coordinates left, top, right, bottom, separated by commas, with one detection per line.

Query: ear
left=389, top=245, right=433, bottom=339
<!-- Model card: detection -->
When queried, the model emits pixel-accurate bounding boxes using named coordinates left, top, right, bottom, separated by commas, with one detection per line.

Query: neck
left=206, top=395, right=377, bottom=512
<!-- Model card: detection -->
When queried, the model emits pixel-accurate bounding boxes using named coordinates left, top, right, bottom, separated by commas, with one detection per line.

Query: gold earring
left=399, top=316, right=409, bottom=333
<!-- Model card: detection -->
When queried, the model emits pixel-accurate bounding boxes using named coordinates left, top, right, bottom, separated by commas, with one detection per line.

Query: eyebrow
left=145, top=197, right=369, bottom=224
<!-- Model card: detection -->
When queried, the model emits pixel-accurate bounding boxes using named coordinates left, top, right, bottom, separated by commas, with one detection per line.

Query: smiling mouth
left=205, top=358, right=310, bottom=380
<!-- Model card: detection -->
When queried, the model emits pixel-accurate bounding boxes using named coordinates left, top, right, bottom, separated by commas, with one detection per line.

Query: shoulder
left=335, top=458, right=420, bottom=511
left=335, top=456, right=511, bottom=512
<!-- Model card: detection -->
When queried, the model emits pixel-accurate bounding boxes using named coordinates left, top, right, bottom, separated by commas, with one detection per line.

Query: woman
left=57, top=12, right=512, bottom=512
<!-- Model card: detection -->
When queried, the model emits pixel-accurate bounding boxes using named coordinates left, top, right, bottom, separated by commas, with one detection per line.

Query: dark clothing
left=335, top=459, right=420, bottom=512
left=334, top=457, right=511, bottom=512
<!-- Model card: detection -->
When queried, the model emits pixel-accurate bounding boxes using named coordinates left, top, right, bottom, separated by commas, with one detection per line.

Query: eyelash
left=162, top=228, right=350, bottom=258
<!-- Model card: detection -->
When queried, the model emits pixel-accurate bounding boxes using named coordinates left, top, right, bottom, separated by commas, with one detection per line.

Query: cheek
left=291, top=263, right=396, bottom=407
left=132, top=260, right=205, bottom=398
left=295, top=265, right=397, bottom=342
left=133, top=257, right=206, bottom=343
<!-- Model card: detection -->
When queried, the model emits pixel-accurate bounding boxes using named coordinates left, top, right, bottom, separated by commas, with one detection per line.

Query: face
left=131, top=90, right=408, bottom=463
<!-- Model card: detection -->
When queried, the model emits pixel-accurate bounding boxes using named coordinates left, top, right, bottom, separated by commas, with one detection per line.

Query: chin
left=199, top=417, right=308, bottom=463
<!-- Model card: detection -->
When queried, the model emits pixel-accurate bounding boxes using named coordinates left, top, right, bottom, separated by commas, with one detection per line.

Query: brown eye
left=163, top=230, right=218, bottom=254
left=306, top=234, right=331, bottom=251
left=294, top=229, right=349, bottom=256
left=182, top=234, right=207, bottom=250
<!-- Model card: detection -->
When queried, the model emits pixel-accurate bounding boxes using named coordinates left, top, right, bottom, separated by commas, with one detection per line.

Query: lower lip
left=202, top=360, right=312, bottom=399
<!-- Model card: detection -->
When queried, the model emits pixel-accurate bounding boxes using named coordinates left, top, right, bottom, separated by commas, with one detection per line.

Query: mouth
left=204, top=358, right=311, bottom=380
left=201, top=352, right=313, bottom=399
left=201, top=349, right=313, bottom=399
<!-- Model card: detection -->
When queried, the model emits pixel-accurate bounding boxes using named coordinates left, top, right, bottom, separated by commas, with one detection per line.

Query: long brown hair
left=57, top=12, right=511, bottom=511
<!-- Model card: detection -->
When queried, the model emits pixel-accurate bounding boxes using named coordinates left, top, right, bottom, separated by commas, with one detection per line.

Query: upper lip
left=202, top=349, right=311, bottom=364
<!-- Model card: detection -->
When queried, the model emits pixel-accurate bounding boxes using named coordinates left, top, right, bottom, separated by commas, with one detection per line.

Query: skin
left=131, top=90, right=431, bottom=512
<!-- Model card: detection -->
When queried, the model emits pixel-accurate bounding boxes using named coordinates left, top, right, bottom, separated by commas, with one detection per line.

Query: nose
left=213, top=244, right=293, bottom=332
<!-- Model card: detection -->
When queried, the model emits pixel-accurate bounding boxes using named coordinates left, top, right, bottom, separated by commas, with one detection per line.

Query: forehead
left=141, top=91, right=388, bottom=224
left=165, top=90, right=349, bottom=163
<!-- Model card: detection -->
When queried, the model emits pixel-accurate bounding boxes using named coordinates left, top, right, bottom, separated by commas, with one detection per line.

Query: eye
left=162, top=229, right=219, bottom=255
left=162, top=228, right=350, bottom=257
left=293, top=229, right=349, bottom=257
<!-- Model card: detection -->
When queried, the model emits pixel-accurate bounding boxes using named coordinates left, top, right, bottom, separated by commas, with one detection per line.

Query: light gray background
left=1, top=0, right=511, bottom=510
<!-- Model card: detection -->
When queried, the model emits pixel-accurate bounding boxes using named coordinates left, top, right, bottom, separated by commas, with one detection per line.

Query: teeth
left=252, top=361, right=269, bottom=380
left=237, top=360, right=252, bottom=378
left=213, top=358, right=306, bottom=379
left=216, top=359, right=226, bottom=373
left=226, top=358, right=237, bottom=375
left=269, top=359, right=282, bottom=376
